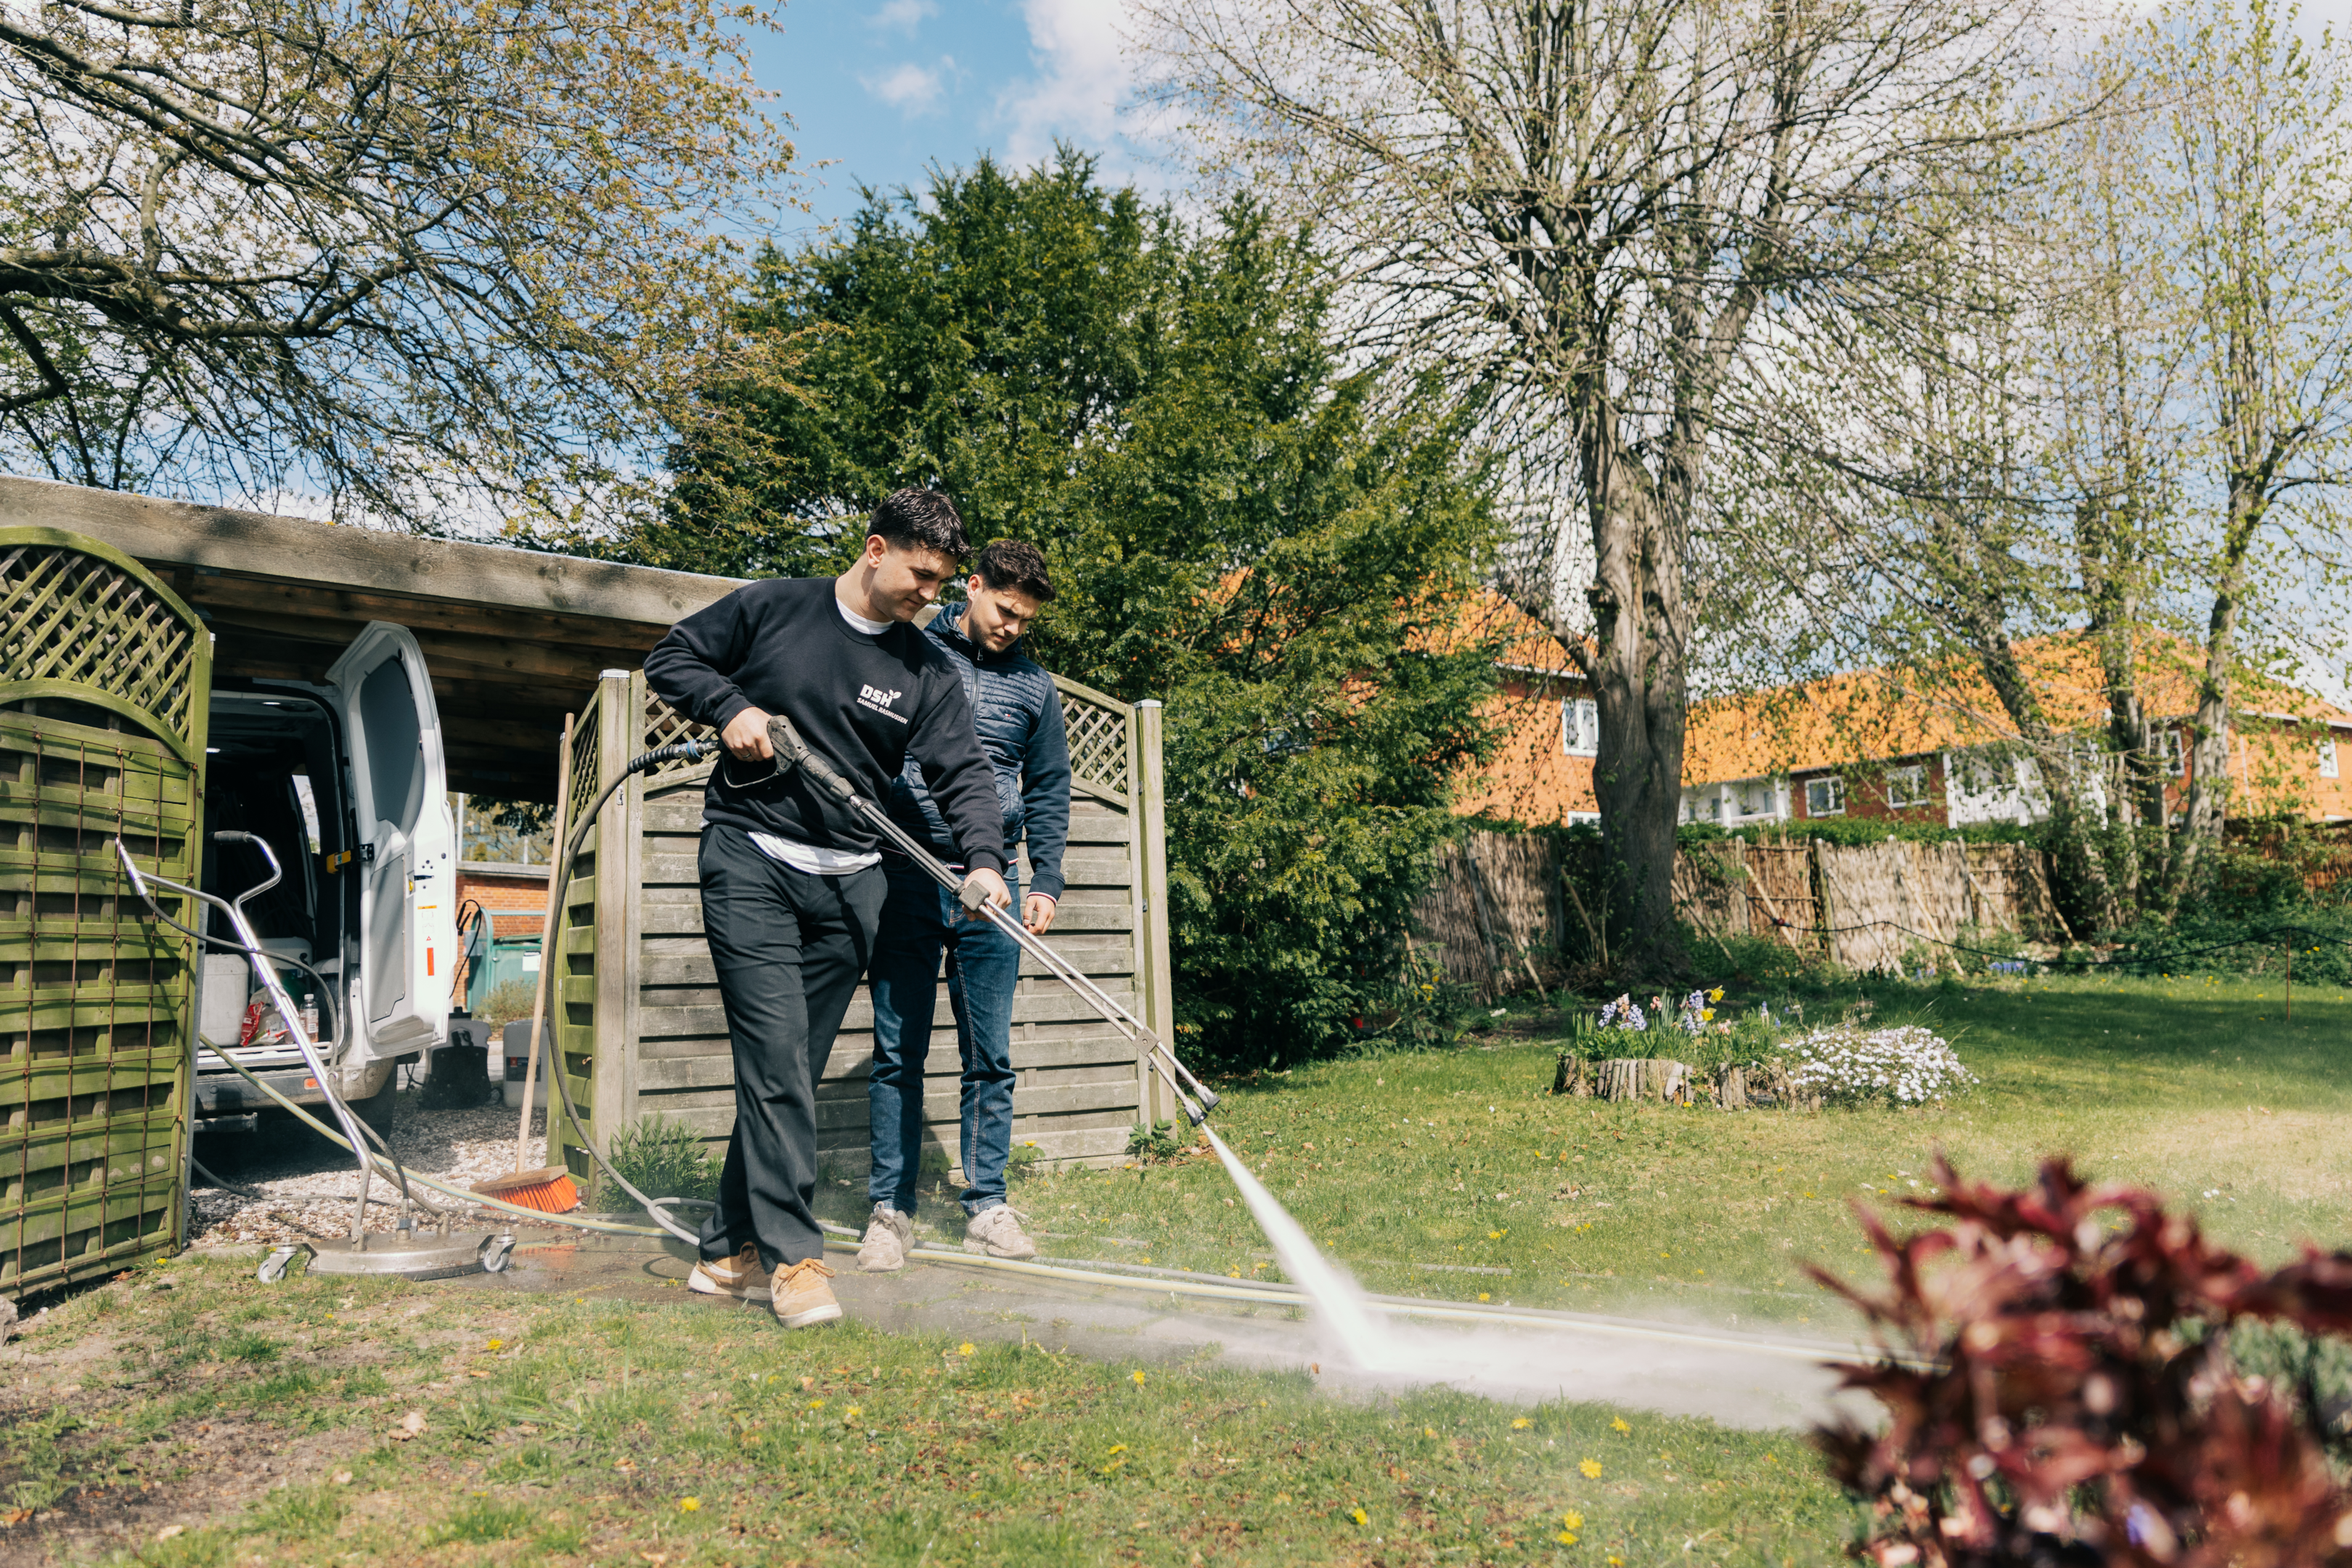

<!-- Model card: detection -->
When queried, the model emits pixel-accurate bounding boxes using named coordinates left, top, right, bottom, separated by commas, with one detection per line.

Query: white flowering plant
left=1769, top=1024, right=1977, bottom=1106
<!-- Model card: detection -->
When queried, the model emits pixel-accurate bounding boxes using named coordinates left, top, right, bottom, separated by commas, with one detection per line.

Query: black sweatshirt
left=642, top=578, right=1008, bottom=875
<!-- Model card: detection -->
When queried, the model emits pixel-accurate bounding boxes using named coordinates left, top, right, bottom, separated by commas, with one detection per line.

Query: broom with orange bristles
left=472, top=713, right=582, bottom=1214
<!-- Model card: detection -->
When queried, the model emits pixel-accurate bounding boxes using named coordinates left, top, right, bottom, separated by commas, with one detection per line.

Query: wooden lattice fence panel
left=0, top=528, right=209, bottom=1295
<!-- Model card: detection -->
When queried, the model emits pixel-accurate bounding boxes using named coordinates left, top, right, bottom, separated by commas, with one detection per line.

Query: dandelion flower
left=1352, top=1508, right=1368, bottom=1526
left=1424, top=1427, right=1439, bottom=1439
left=484, top=1339, right=504, bottom=1352
left=1559, top=1531, right=1580, bottom=1545
left=1511, top=1417, right=1531, bottom=1429
left=679, top=1497, right=701, bottom=1513
left=1107, top=1445, right=1127, bottom=1455
left=1131, top=1370, right=1147, bottom=1385
left=808, top=1399, right=825, bottom=1410
left=957, top=1342, right=975, bottom=1357
left=1610, top=1418, right=1630, bottom=1433
left=844, top=1406, right=862, bottom=1420
left=1479, top=1292, right=1491, bottom=1302
left=1564, top=1511, right=1584, bottom=1530
left=1580, top=1458, right=1603, bottom=1479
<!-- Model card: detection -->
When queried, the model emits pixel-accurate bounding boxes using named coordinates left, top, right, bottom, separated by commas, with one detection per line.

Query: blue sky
left=750, top=0, right=1157, bottom=242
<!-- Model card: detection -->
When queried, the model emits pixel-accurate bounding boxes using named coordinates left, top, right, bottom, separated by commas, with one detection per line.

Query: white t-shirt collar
left=835, top=595, right=891, bottom=635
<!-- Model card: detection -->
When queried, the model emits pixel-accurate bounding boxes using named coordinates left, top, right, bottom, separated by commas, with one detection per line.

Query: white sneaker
left=856, top=1204, right=914, bottom=1273
left=963, top=1205, right=1037, bottom=1259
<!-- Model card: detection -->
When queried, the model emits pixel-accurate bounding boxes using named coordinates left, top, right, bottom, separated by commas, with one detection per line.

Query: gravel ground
left=187, top=1095, right=556, bottom=1246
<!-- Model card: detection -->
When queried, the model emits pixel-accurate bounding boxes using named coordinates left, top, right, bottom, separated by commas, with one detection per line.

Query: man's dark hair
left=973, top=539, right=1055, bottom=603
left=870, top=488, right=970, bottom=558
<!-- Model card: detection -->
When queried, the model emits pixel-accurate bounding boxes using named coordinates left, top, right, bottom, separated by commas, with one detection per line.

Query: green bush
left=599, top=1115, right=719, bottom=1209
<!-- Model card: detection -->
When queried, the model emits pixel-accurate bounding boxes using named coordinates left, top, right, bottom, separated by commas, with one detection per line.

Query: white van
left=193, top=623, right=457, bottom=1133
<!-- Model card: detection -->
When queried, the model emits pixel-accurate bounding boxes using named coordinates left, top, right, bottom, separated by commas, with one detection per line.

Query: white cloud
left=864, top=58, right=952, bottom=115
left=995, top=0, right=1148, bottom=172
left=870, top=0, right=936, bottom=33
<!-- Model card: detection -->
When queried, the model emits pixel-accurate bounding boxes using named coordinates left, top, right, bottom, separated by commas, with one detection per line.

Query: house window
left=1804, top=776, right=1845, bottom=817
left=2153, top=728, right=2187, bottom=777
left=1739, top=783, right=1773, bottom=817
left=2324, top=738, right=2341, bottom=780
left=1886, top=764, right=1928, bottom=809
left=1561, top=697, right=1598, bottom=757
left=1707, top=794, right=1724, bottom=820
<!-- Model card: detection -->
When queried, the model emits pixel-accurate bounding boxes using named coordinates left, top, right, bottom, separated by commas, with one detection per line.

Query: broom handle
left=515, top=714, right=575, bottom=1172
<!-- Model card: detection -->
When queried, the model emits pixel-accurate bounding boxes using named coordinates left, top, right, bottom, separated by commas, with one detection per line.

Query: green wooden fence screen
left=0, top=528, right=211, bottom=1297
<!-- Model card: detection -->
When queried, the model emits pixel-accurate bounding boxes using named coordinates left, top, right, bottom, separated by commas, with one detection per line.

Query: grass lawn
left=2, top=1256, right=1855, bottom=1567
left=8, top=971, right=2340, bottom=1565
left=968, top=973, right=2352, bottom=1334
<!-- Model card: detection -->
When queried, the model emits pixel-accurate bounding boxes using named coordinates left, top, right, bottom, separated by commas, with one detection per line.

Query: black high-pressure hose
left=535, top=740, right=716, bottom=1244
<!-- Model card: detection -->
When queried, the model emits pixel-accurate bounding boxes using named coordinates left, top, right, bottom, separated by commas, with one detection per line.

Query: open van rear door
left=327, top=623, right=457, bottom=1061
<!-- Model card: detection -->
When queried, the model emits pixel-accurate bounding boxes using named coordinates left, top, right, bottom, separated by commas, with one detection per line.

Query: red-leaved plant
left=1812, top=1155, right=2352, bottom=1567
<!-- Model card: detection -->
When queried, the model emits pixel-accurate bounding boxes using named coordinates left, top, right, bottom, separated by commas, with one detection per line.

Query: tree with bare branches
left=1140, top=0, right=2053, bottom=971
left=0, top=0, right=800, bottom=530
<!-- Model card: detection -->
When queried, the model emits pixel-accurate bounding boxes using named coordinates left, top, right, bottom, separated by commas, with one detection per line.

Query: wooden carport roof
left=0, top=475, right=745, bottom=801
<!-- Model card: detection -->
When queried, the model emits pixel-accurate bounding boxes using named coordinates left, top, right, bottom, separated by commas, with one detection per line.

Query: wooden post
left=616, top=671, right=653, bottom=1143
left=1131, top=700, right=1176, bottom=1129
left=588, top=670, right=634, bottom=1159
left=515, top=715, right=573, bottom=1174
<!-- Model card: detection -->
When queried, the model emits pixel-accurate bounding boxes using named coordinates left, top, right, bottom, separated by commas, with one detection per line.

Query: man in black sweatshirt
left=642, top=489, right=1010, bottom=1329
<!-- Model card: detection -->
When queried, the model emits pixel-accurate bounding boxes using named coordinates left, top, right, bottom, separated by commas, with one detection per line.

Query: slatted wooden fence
left=1414, top=830, right=2067, bottom=985
left=551, top=668, right=1172, bottom=1190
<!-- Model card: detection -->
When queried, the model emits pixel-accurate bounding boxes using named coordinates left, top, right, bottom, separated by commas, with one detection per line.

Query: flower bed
left=1770, top=1024, right=1977, bottom=1106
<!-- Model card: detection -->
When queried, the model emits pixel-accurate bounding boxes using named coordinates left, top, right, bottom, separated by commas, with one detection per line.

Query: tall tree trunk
left=2179, top=473, right=2266, bottom=889
left=1582, top=445, right=1691, bottom=976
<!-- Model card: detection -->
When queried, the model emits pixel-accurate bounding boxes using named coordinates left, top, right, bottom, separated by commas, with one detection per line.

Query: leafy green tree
left=657, top=152, right=1504, bottom=1066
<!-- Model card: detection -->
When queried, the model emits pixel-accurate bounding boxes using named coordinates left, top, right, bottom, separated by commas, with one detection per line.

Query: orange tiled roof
left=1681, top=634, right=2345, bottom=783
left=1447, top=613, right=2352, bottom=825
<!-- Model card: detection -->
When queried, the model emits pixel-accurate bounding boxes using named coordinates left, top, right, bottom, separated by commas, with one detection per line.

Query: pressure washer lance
left=754, top=712, right=1221, bottom=1126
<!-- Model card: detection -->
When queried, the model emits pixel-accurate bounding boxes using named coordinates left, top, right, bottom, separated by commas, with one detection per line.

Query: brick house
left=1450, top=603, right=2352, bottom=829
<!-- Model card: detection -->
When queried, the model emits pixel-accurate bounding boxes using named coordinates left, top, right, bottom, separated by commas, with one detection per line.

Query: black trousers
left=695, top=825, right=886, bottom=1268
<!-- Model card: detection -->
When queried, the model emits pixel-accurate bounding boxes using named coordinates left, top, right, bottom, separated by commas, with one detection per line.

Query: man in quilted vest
left=859, top=539, right=1070, bottom=1267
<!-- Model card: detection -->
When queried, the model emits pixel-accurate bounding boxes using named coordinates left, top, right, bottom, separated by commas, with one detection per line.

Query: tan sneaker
left=856, top=1204, right=914, bottom=1273
left=688, top=1243, right=771, bottom=1302
left=963, top=1205, right=1037, bottom=1259
left=771, top=1258, right=844, bottom=1328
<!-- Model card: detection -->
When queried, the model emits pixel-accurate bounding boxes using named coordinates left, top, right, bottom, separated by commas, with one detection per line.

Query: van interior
left=194, top=685, right=371, bottom=1115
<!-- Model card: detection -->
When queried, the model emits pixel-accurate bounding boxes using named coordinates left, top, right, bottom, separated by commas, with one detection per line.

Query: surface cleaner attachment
left=117, top=832, right=515, bottom=1284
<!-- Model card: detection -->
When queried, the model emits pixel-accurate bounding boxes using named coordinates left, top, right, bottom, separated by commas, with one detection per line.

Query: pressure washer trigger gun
left=765, top=713, right=860, bottom=805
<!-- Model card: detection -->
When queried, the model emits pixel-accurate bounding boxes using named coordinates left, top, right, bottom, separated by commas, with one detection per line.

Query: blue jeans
left=866, top=860, right=1021, bottom=1218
